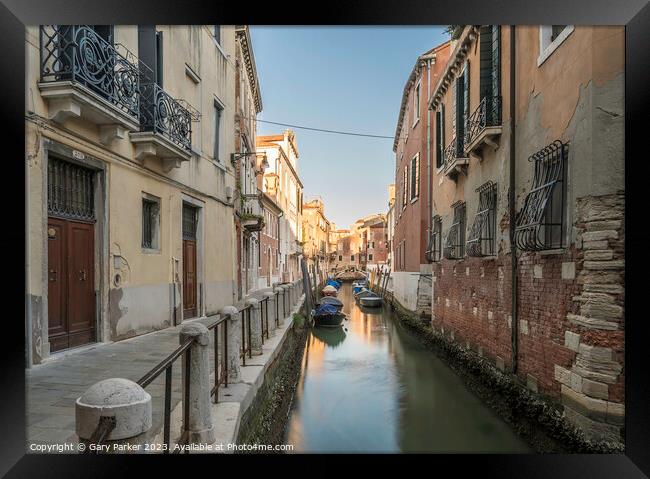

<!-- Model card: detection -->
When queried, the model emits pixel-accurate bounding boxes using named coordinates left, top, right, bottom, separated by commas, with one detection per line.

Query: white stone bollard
left=220, top=305, right=241, bottom=383
left=245, top=298, right=263, bottom=355
left=264, top=292, right=277, bottom=336
left=76, top=378, right=152, bottom=453
left=179, top=322, right=215, bottom=445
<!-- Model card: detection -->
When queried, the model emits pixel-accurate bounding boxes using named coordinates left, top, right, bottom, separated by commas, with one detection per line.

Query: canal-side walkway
left=26, top=288, right=305, bottom=450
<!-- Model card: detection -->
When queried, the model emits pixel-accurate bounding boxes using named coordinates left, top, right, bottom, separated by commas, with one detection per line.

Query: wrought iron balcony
left=39, top=25, right=142, bottom=132
left=442, top=138, right=469, bottom=178
left=139, top=83, right=192, bottom=151
left=464, top=96, right=503, bottom=157
left=131, top=83, right=196, bottom=169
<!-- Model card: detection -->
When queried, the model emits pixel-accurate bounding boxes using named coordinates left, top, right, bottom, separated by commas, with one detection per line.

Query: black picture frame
left=1, top=0, right=648, bottom=476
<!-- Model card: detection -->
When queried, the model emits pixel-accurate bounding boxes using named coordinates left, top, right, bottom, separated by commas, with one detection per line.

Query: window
left=351, top=255, right=355, bottom=261
left=369, top=254, right=373, bottom=261
left=48, top=156, right=95, bottom=221
left=426, top=215, right=443, bottom=262
left=402, top=165, right=408, bottom=209
left=467, top=181, right=497, bottom=257
left=142, top=196, right=161, bottom=250
left=413, top=82, right=420, bottom=126
left=472, top=25, right=501, bottom=139
left=444, top=201, right=466, bottom=259
left=339, top=255, right=343, bottom=261
left=213, top=100, right=223, bottom=162
left=410, top=154, right=420, bottom=200
left=537, top=25, right=574, bottom=66
left=435, top=105, right=445, bottom=168
left=213, top=25, right=221, bottom=45
left=551, top=25, right=567, bottom=42
left=455, top=62, right=469, bottom=153
left=138, top=26, right=163, bottom=86
left=514, top=140, right=568, bottom=251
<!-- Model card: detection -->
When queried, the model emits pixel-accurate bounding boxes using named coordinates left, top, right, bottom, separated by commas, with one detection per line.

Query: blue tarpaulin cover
left=326, top=278, right=341, bottom=290
left=315, top=303, right=340, bottom=316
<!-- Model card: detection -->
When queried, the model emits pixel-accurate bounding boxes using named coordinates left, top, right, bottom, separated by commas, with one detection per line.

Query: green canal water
left=284, top=283, right=532, bottom=453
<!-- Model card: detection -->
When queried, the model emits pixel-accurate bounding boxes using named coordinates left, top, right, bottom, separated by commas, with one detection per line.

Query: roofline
left=428, top=26, right=480, bottom=112
left=392, top=40, right=451, bottom=152
left=261, top=192, right=283, bottom=214
left=257, top=140, right=304, bottom=189
left=235, top=25, right=263, bottom=113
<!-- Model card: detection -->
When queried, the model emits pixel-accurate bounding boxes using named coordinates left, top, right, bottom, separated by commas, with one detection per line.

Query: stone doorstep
left=560, top=385, right=624, bottom=426
left=150, top=295, right=304, bottom=452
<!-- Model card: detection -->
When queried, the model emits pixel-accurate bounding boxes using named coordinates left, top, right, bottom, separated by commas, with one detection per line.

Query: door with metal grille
left=47, top=157, right=96, bottom=352
left=182, top=204, right=198, bottom=319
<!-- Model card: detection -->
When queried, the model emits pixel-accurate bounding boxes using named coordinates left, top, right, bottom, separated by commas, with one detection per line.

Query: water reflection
left=285, top=283, right=531, bottom=453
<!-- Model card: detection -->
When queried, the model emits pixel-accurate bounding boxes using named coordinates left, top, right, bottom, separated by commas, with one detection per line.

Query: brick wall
left=431, top=193, right=624, bottom=442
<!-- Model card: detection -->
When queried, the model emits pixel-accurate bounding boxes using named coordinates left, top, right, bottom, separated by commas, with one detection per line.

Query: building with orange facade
left=419, top=25, right=624, bottom=443
left=392, top=40, right=452, bottom=316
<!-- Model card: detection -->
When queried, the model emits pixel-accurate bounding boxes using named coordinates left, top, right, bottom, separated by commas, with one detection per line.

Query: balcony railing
left=40, top=25, right=142, bottom=120
left=465, top=96, right=502, bottom=154
left=140, top=83, right=192, bottom=152
left=443, top=138, right=469, bottom=176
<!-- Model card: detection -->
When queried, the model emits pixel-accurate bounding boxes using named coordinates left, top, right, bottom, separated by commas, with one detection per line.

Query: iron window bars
left=514, top=140, right=568, bottom=251
left=425, top=215, right=443, bottom=262
left=142, top=198, right=159, bottom=249
left=40, top=25, right=143, bottom=120
left=444, top=201, right=466, bottom=259
left=465, top=96, right=502, bottom=147
left=47, top=156, right=95, bottom=221
left=182, top=204, right=198, bottom=240
left=467, top=181, right=497, bottom=257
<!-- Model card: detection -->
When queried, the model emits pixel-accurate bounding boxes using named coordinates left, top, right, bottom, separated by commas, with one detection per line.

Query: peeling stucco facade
left=423, top=25, right=624, bottom=443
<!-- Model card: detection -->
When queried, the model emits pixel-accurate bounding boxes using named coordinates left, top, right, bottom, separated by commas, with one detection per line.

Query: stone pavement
left=26, top=285, right=299, bottom=448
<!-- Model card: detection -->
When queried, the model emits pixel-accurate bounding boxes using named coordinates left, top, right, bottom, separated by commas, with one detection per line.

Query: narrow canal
left=284, top=283, right=532, bottom=453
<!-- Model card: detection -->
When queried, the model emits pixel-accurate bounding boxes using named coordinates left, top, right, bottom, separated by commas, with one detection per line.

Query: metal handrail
left=136, top=339, right=193, bottom=454
left=207, top=316, right=228, bottom=404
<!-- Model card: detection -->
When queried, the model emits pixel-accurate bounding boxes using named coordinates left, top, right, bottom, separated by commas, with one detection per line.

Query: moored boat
left=359, top=295, right=382, bottom=307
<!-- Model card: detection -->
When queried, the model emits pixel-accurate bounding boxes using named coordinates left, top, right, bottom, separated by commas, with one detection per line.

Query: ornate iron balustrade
left=465, top=96, right=502, bottom=147
left=140, top=83, right=192, bottom=152
left=443, top=202, right=466, bottom=260
left=40, top=25, right=142, bottom=120
left=443, top=138, right=468, bottom=171
left=467, top=181, right=497, bottom=257
left=514, top=140, right=568, bottom=251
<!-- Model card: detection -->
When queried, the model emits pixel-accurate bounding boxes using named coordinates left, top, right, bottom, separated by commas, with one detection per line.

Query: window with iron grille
left=47, top=156, right=95, bottom=222
left=467, top=181, right=497, bottom=257
left=182, top=204, right=198, bottom=240
left=444, top=201, right=466, bottom=259
left=142, top=196, right=160, bottom=250
left=426, top=215, right=443, bottom=262
left=514, top=140, right=568, bottom=251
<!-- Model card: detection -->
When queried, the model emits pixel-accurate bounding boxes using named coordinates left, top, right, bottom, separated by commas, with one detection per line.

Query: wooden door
left=182, top=204, right=198, bottom=319
left=48, top=218, right=95, bottom=352
left=182, top=239, right=197, bottom=318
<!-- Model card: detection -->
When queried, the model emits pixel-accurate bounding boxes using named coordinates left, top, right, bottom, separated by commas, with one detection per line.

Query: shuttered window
left=410, top=154, right=420, bottom=200
left=435, top=105, right=445, bottom=168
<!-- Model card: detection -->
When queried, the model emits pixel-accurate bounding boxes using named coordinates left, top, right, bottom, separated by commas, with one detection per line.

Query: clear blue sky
left=250, top=26, right=449, bottom=229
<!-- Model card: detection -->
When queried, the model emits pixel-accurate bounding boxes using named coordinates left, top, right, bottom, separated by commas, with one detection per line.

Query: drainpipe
left=426, top=57, right=432, bottom=241
left=509, top=25, right=518, bottom=374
